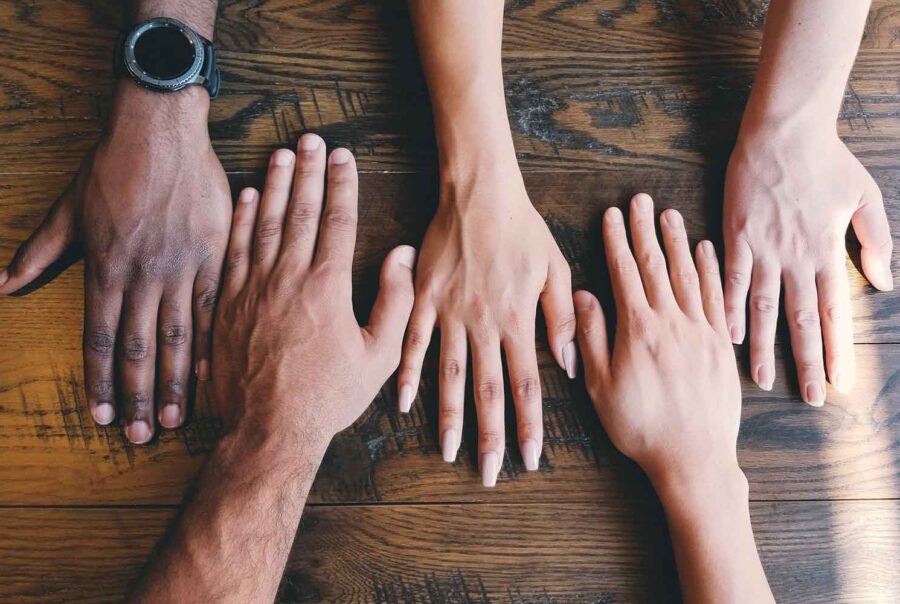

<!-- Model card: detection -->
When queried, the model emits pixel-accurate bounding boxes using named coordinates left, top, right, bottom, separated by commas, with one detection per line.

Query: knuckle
left=405, top=329, right=430, bottom=352
left=323, top=208, right=357, bottom=232
left=613, top=255, right=636, bottom=274
left=226, top=250, right=248, bottom=271
left=127, top=392, right=152, bottom=416
left=196, top=287, right=219, bottom=313
left=675, top=268, right=697, bottom=284
left=439, top=405, right=462, bottom=425
left=822, top=301, right=843, bottom=323
left=479, top=430, right=505, bottom=449
left=625, top=309, right=650, bottom=339
left=751, top=295, right=777, bottom=314
left=513, top=376, right=541, bottom=402
left=554, top=312, right=577, bottom=335
left=255, top=219, right=283, bottom=242
left=792, top=309, right=820, bottom=331
left=123, top=334, right=149, bottom=362
left=88, top=379, right=114, bottom=402
left=639, top=251, right=664, bottom=271
left=162, top=324, right=186, bottom=347
left=162, top=380, right=186, bottom=404
left=440, top=358, right=464, bottom=380
left=726, top=271, right=748, bottom=287
left=86, top=329, right=115, bottom=356
left=476, top=380, right=503, bottom=404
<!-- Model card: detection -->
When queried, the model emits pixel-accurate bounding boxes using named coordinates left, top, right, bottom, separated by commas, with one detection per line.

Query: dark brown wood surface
left=0, top=0, right=898, bottom=602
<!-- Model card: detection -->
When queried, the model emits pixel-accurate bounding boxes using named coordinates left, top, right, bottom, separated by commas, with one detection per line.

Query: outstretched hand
left=0, top=84, right=232, bottom=442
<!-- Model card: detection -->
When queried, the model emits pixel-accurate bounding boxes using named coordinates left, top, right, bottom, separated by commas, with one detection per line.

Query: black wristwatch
left=114, top=17, right=220, bottom=99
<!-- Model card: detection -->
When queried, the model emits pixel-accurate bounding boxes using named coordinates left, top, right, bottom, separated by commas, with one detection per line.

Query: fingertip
left=195, top=359, right=210, bottom=381
left=604, top=206, right=624, bottom=224
left=697, top=240, right=717, bottom=260
left=92, top=403, right=115, bottom=426
left=330, top=147, right=354, bottom=165
left=574, top=289, right=600, bottom=313
left=298, top=132, right=323, bottom=152
left=631, top=192, right=654, bottom=212
left=389, top=245, right=417, bottom=271
left=663, top=208, right=683, bottom=228
left=238, top=187, right=259, bottom=204
left=272, top=148, right=296, bottom=167
left=159, top=404, right=184, bottom=429
left=861, top=250, right=894, bottom=292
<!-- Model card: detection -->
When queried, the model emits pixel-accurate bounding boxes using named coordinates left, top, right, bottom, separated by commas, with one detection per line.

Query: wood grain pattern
left=1, top=500, right=897, bottom=603
left=1, top=1, right=900, bottom=173
left=1, top=0, right=899, bottom=600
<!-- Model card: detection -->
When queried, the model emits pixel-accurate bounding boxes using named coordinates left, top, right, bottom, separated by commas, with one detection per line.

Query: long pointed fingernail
left=160, top=404, right=182, bottom=429
left=563, top=341, right=577, bottom=379
left=729, top=324, right=744, bottom=344
left=399, top=384, right=414, bottom=413
left=196, top=359, right=210, bottom=381
left=481, top=452, right=499, bottom=488
left=804, top=382, right=825, bottom=407
left=441, top=429, right=458, bottom=463
left=831, top=371, right=851, bottom=394
left=521, top=439, right=540, bottom=471
left=0, top=269, right=8, bottom=289
left=92, top=403, right=115, bottom=426
left=755, top=363, right=774, bottom=391
left=125, top=421, right=152, bottom=444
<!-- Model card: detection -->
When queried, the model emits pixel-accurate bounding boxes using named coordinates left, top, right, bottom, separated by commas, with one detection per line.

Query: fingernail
left=729, top=324, right=744, bottom=344
left=563, top=341, right=577, bottom=379
left=665, top=209, right=682, bottom=227
left=884, top=266, right=895, bottom=291
left=700, top=240, right=715, bottom=258
left=398, top=384, right=414, bottom=413
left=92, top=403, right=114, bottom=426
left=831, top=371, right=851, bottom=394
left=299, top=133, right=321, bottom=151
left=441, top=429, right=458, bottom=463
left=396, top=245, right=417, bottom=270
left=125, top=421, right=152, bottom=444
left=481, top=452, right=499, bottom=488
left=196, top=359, right=210, bottom=381
left=0, top=269, right=8, bottom=288
left=159, top=404, right=182, bottom=429
left=521, top=439, right=540, bottom=471
left=239, top=188, right=257, bottom=204
left=273, top=148, right=295, bottom=166
left=755, top=364, right=774, bottom=391
left=331, top=148, right=352, bottom=165
left=605, top=207, right=622, bottom=223
left=805, top=382, right=825, bottom=407
left=633, top=193, right=653, bottom=212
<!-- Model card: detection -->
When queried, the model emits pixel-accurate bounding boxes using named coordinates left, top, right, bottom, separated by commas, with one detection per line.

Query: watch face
left=133, top=24, right=197, bottom=80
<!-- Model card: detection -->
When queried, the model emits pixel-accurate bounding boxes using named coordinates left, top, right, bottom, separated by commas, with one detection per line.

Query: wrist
left=739, top=92, right=836, bottom=143
left=649, top=456, right=749, bottom=520
left=109, top=79, right=210, bottom=135
left=216, top=416, right=331, bottom=480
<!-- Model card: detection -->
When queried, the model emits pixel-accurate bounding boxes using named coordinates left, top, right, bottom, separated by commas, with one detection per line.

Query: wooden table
left=1, top=1, right=898, bottom=601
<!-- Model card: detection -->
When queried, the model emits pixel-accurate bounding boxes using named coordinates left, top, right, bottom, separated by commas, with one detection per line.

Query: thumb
left=0, top=186, right=77, bottom=295
left=851, top=176, right=893, bottom=291
left=364, top=245, right=417, bottom=371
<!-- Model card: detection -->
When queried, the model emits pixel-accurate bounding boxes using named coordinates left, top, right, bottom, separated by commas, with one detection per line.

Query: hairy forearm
left=408, top=0, right=517, bottom=175
left=651, top=462, right=774, bottom=604
left=130, top=425, right=328, bottom=603
left=744, top=0, right=870, bottom=131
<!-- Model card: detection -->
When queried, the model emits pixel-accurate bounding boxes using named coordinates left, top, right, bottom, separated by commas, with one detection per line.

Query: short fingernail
left=273, top=148, right=295, bottom=166
left=729, top=323, right=743, bottom=344
left=700, top=240, right=715, bottom=258
left=331, top=148, right=353, bottom=165
left=239, top=188, right=258, bottom=204
left=396, top=245, right=417, bottom=270
left=805, top=382, right=825, bottom=407
left=441, top=429, right=458, bottom=463
left=831, top=371, right=851, bottom=394
left=159, top=404, right=183, bottom=429
left=196, top=359, right=210, bottom=381
left=399, top=384, right=414, bottom=413
left=563, top=341, right=577, bottom=379
left=92, top=403, right=115, bottom=426
left=299, top=132, right=321, bottom=151
left=755, top=363, right=774, bottom=391
left=633, top=193, right=652, bottom=212
left=521, top=439, right=540, bottom=471
left=125, top=421, right=152, bottom=445
left=481, top=451, right=499, bottom=488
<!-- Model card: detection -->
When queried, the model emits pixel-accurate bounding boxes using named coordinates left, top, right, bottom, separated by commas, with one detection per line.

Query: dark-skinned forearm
left=129, top=424, right=329, bottom=604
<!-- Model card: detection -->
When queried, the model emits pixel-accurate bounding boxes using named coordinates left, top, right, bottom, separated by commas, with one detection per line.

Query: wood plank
left=1, top=172, right=898, bottom=505
left=1, top=1, right=900, bottom=173
left=0, top=500, right=897, bottom=603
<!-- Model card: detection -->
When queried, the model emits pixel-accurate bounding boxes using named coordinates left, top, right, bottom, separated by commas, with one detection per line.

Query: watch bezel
left=123, top=18, right=205, bottom=92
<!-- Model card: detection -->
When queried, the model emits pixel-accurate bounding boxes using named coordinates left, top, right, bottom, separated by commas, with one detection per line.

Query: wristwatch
left=114, top=17, right=220, bottom=99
